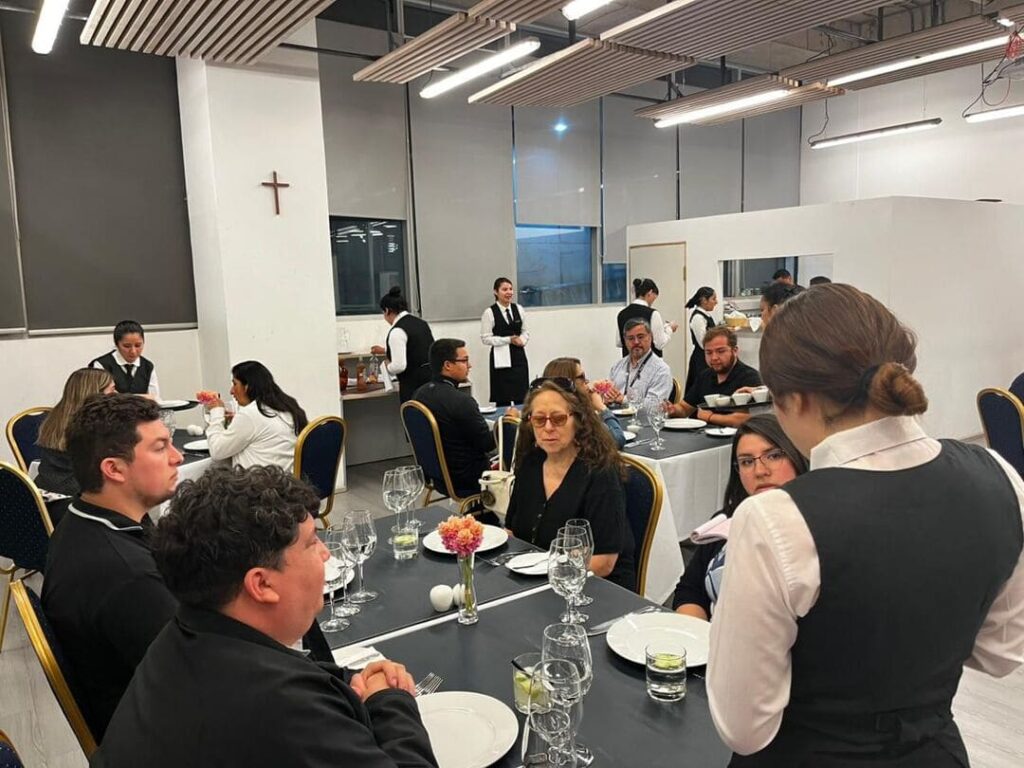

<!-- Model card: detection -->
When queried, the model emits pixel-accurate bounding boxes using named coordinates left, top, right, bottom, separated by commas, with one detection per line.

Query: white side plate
left=606, top=612, right=711, bottom=667
left=422, top=525, right=509, bottom=555
left=622, top=430, right=637, bottom=442
left=505, top=552, right=549, bottom=576
left=182, top=439, right=209, bottom=451
left=662, top=418, right=706, bottom=430
left=706, top=427, right=738, bottom=438
left=418, top=692, right=518, bottom=768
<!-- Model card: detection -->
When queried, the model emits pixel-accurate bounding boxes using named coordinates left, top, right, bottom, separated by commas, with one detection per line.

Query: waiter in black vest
left=707, top=284, right=1024, bottom=767
left=616, top=277, right=677, bottom=358
left=481, top=277, right=529, bottom=406
left=90, top=319, right=160, bottom=398
left=371, top=287, right=434, bottom=405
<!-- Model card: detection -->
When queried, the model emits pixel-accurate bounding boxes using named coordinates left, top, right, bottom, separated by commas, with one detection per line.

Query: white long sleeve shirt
left=689, top=309, right=712, bottom=350
left=480, top=303, right=530, bottom=347
left=206, top=401, right=298, bottom=472
left=614, top=299, right=674, bottom=352
left=385, top=311, right=410, bottom=375
left=93, top=349, right=161, bottom=398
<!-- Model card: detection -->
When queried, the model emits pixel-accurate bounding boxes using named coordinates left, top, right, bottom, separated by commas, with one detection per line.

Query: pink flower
left=437, top=515, right=484, bottom=557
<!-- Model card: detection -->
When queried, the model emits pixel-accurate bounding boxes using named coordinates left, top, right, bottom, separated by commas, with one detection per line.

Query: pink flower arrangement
left=437, top=515, right=484, bottom=557
left=591, top=379, right=614, bottom=396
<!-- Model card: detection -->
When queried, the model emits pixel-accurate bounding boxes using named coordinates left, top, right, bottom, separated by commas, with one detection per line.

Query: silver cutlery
left=585, top=605, right=663, bottom=637
left=414, top=672, right=443, bottom=696
left=480, top=550, right=531, bottom=567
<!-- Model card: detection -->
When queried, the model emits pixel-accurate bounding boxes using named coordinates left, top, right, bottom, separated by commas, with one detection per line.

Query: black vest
left=617, top=303, right=661, bottom=357
left=387, top=314, right=434, bottom=404
left=689, top=308, right=715, bottom=348
left=746, top=441, right=1021, bottom=766
left=91, top=352, right=153, bottom=395
left=489, top=304, right=527, bottom=367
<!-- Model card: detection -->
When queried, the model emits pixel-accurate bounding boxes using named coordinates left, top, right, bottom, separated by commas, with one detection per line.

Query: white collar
left=394, top=310, right=409, bottom=322
left=809, top=416, right=929, bottom=471
left=68, top=503, right=144, bottom=532
left=632, top=298, right=649, bottom=307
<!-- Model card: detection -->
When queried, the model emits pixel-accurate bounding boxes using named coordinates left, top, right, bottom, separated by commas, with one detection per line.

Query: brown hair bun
left=867, top=362, right=928, bottom=416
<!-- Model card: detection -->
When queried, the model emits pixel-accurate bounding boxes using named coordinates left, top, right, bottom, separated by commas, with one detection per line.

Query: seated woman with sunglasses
left=542, top=357, right=627, bottom=449
left=505, top=378, right=636, bottom=591
left=674, top=414, right=807, bottom=620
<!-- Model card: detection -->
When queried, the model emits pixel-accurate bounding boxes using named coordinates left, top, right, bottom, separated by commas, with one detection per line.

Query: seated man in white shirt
left=600, top=319, right=673, bottom=405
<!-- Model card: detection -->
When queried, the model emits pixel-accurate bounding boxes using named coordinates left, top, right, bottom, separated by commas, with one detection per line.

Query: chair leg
left=0, top=572, right=13, bottom=654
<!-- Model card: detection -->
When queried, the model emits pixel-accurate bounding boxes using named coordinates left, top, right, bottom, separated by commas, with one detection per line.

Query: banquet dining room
left=2, top=0, right=1024, bottom=766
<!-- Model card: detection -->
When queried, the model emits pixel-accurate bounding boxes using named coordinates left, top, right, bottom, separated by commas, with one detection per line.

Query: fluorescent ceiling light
left=654, top=89, right=791, bottom=128
left=32, top=0, right=70, bottom=55
left=554, top=121, right=569, bottom=132
left=965, top=104, right=1024, bottom=123
left=420, top=38, right=540, bottom=99
left=562, top=0, right=615, bottom=22
left=810, top=118, right=942, bottom=149
left=828, top=36, right=1008, bottom=87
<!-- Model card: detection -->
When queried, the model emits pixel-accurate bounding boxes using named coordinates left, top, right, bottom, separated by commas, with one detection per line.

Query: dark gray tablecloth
left=619, top=403, right=773, bottom=459
left=171, top=429, right=213, bottom=467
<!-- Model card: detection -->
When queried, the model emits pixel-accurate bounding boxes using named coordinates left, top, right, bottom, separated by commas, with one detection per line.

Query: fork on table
left=414, top=672, right=444, bottom=696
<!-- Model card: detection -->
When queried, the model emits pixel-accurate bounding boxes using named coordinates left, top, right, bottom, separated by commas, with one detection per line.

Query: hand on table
left=349, top=659, right=417, bottom=701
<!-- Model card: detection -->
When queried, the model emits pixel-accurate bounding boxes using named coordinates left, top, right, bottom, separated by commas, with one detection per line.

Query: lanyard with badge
left=626, top=351, right=652, bottom=391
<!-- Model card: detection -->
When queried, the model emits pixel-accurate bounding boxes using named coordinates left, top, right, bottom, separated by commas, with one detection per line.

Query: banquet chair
left=294, top=416, right=346, bottom=528
left=9, top=580, right=96, bottom=758
left=5, top=407, right=51, bottom=474
left=0, top=729, right=23, bottom=768
left=620, top=455, right=664, bottom=597
left=497, top=415, right=520, bottom=472
left=0, top=462, right=54, bottom=653
left=1010, top=372, right=1024, bottom=403
left=401, top=401, right=482, bottom=515
left=670, top=378, right=682, bottom=405
left=977, top=388, right=1024, bottom=477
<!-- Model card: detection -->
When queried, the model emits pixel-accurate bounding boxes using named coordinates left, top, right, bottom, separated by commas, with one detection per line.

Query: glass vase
left=457, top=553, right=479, bottom=625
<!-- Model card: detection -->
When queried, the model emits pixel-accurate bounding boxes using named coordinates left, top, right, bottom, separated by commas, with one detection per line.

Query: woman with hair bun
left=616, top=277, right=678, bottom=359
left=707, top=283, right=1024, bottom=767
left=683, top=286, right=718, bottom=390
left=481, top=277, right=530, bottom=405
left=372, top=286, right=434, bottom=404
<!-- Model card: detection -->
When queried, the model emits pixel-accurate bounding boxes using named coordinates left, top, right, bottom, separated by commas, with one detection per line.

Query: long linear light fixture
left=32, top=0, right=70, bottom=54
left=810, top=118, right=942, bottom=149
left=828, top=36, right=1009, bottom=87
left=562, top=0, right=614, bottom=21
left=420, top=38, right=540, bottom=98
left=965, top=104, right=1024, bottom=123
left=654, top=89, right=791, bottom=128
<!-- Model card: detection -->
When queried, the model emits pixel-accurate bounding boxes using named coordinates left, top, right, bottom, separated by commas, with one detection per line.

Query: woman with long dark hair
left=684, top=286, right=717, bottom=390
left=481, top=277, right=530, bottom=405
left=616, top=277, right=678, bottom=358
left=205, top=361, right=308, bottom=471
left=707, top=284, right=1024, bottom=766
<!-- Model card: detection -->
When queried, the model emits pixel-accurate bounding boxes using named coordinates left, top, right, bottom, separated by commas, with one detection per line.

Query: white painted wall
left=628, top=197, right=1024, bottom=440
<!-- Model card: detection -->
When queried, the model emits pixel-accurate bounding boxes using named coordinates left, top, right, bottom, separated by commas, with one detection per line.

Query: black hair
left=379, top=286, right=409, bottom=314
left=67, top=394, right=162, bottom=493
left=632, top=278, right=658, bottom=298
left=231, top=361, right=308, bottom=435
left=153, top=465, right=321, bottom=609
left=685, top=286, right=715, bottom=309
left=761, top=282, right=803, bottom=309
left=721, top=414, right=808, bottom=517
left=113, top=320, right=144, bottom=343
left=429, top=338, right=465, bottom=375
left=808, top=276, right=832, bottom=286
left=493, top=277, right=513, bottom=292
left=772, top=268, right=792, bottom=281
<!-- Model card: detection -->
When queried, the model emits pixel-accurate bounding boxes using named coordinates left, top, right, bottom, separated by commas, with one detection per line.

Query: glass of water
left=563, top=520, right=594, bottom=607
left=626, top=386, right=641, bottom=430
left=645, top=642, right=687, bottom=702
left=319, top=541, right=350, bottom=633
left=548, top=535, right=587, bottom=624
left=341, top=510, right=378, bottom=603
left=645, top=395, right=667, bottom=451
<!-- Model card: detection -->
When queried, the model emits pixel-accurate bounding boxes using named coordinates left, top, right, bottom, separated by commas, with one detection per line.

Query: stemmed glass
left=319, top=540, right=350, bottom=633
left=340, top=510, right=378, bottom=603
left=525, top=659, right=583, bottom=768
left=542, top=623, right=594, bottom=766
left=626, top=386, right=641, bottom=431
left=548, top=534, right=587, bottom=624
left=563, top=520, right=594, bottom=607
left=382, top=469, right=411, bottom=532
left=332, top=533, right=360, bottom=618
left=398, top=465, right=425, bottom=529
left=645, top=395, right=667, bottom=451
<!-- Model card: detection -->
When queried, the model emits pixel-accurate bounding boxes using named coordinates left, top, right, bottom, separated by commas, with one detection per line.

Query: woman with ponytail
left=481, top=277, right=530, bottom=405
left=616, top=277, right=678, bottom=358
left=373, top=286, right=434, bottom=404
left=707, top=283, right=1024, bottom=767
left=683, top=286, right=718, bottom=390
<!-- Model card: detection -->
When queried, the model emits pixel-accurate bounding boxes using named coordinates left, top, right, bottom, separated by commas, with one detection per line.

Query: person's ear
left=99, top=456, right=129, bottom=485
left=241, top=567, right=281, bottom=605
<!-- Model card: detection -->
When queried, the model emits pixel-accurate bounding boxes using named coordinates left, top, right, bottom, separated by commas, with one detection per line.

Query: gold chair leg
left=0, top=573, right=13, bottom=654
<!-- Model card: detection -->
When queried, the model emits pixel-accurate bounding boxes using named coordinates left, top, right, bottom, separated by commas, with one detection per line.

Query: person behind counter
left=370, top=287, right=434, bottom=404
left=481, top=277, right=529, bottom=406
left=616, top=278, right=678, bottom=358
left=684, top=286, right=718, bottom=391
left=91, top=320, right=160, bottom=398
left=759, top=282, right=803, bottom=328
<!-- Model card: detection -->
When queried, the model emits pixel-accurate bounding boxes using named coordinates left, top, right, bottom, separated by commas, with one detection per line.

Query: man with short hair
left=772, top=268, right=795, bottom=286
left=669, top=327, right=762, bottom=427
left=808, top=275, right=832, bottom=286
left=603, top=318, right=673, bottom=404
left=411, top=338, right=495, bottom=497
left=93, top=465, right=437, bottom=767
left=42, top=394, right=182, bottom=740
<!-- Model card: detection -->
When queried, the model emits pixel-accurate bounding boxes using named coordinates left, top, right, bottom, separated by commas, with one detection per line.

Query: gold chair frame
left=620, top=454, right=664, bottom=597
left=670, top=377, right=683, bottom=405
left=5, top=407, right=52, bottom=473
left=1, top=461, right=54, bottom=654
left=977, top=387, right=1024, bottom=450
left=0, top=727, right=22, bottom=763
left=294, top=415, right=347, bottom=528
left=401, top=400, right=482, bottom=515
left=493, top=414, right=521, bottom=472
left=10, top=580, right=97, bottom=757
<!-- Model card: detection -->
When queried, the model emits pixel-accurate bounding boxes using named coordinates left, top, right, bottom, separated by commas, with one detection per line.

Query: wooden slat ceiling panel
left=634, top=74, right=798, bottom=120
left=467, top=0, right=566, bottom=25
left=239, top=0, right=339, bottom=63
left=693, top=83, right=845, bottom=126
left=177, top=0, right=260, bottom=58
left=468, top=40, right=692, bottom=107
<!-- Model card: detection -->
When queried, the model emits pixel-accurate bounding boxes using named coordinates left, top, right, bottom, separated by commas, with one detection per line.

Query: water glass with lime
left=512, top=652, right=543, bottom=714
left=645, top=642, right=687, bottom=702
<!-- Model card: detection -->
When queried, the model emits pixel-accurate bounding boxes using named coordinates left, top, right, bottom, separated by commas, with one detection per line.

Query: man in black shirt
left=670, top=327, right=762, bottom=428
left=411, top=338, right=495, bottom=497
left=93, top=465, right=437, bottom=768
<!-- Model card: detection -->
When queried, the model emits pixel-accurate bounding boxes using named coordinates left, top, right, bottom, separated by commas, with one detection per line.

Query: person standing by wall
left=481, top=277, right=529, bottom=406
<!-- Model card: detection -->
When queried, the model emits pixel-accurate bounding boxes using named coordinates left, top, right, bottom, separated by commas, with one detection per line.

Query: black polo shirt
left=41, top=498, right=177, bottom=740
left=683, top=359, right=762, bottom=408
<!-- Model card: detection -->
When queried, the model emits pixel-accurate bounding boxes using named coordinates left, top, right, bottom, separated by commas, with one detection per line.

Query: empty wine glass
left=645, top=395, right=667, bottom=451
left=527, top=659, right=583, bottom=768
left=330, top=532, right=360, bottom=618
left=398, top=464, right=425, bottom=529
left=319, top=541, right=350, bottom=633
left=542, top=623, right=594, bottom=765
left=549, top=534, right=587, bottom=624
left=340, top=510, right=378, bottom=603
left=382, top=469, right=411, bottom=544
left=563, top=520, right=594, bottom=607
left=626, top=386, right=641, bottom=430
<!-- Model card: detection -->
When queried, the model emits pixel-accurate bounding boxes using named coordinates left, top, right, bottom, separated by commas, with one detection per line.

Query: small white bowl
left=732, top=392, right=752, bottom=406
left=704, top=394, right=720, bottom=408
left=714, top=395, right=733, bottom=407
left=751, top=389, right=770, bottom=403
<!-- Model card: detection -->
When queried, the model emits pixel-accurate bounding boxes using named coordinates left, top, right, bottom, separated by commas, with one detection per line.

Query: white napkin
left=690, top=513, right=731, bottom=544
left=332, top=645, right=384, bottom=670
left=381, top=360, right=394, bottom=392
left=493, top=343, right=512, bottom=369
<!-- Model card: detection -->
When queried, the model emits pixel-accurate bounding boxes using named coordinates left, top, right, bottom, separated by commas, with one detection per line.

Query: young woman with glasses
left=673, top=414, right=807, bottom=620
left=504, top=378, right=636, bottom=591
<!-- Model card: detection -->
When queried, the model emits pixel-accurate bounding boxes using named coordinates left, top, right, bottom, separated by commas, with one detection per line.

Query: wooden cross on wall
left=261, top=171, right=290, bottom=215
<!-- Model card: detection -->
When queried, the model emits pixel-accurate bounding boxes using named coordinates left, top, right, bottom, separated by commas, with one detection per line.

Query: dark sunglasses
left=529, top=376, right=576, bottom=393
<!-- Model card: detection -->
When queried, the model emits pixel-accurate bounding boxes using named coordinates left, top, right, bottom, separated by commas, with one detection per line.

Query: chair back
left=670, top=378, right=682, bottom=405
left=5, top=408, right=51, bottom=474
left=0, top=729, right=24, bottom=768
left=1010, top=372, right=1024, bottom=403
left=294, top=416, right=346, bottom=524
left=498, top=415, right=520, bottom=472
left=977, top=388, right=1024, bottom=476
left=0, top=462, right=54, bottom=573
left=401, top=401, right=456, bottom=498
left=620, top=455, right=663, bottom=596
left=9, top=580, right=97, bottom=757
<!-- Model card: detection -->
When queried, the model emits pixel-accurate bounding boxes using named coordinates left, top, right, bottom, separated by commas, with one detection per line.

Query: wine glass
left=548, top=534, right=587, bottom=624
left=645, top=395, right=667, bottom=451
left=527, top=659, right=583, bottom=768
left=398, top=464, right=425, bottom=529
left=626, top=386, right=641, bottom=430
left=319, top=541, right=350, bottom=633
left=340, top=510, right=378, bottom=603
left=330, top=531, right=360, bottom=618
left=382, top=469, right=409, bottom=533
left=542, top=623, right=594, bottom=766
left=563, top=520, right=594, bottom=607
left=159, top=409, right=176, bottom=439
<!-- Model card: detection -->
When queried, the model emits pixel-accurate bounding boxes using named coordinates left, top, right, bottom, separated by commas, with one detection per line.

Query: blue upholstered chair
left=497, top=415, right=520, bottom=472
left=0, top=462, right=54, bottom=653
left=294, top=416, right=346, bottom=528
left=0, top=729, right=24, bottom=768
left=5, top=407, right=51, bottom=474
left=401, top=401, right=482, bottom=515
left=10, top=580, right=96, bottom=757
left=620, top=455, right=664, bottom=597
left=977, top=388, right=1024, bottom=477
left=1010, top=372, right=1024, bottom=403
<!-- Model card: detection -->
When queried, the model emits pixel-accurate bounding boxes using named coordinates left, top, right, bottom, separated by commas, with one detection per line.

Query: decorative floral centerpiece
left=437, top=515, right=484, bottom=625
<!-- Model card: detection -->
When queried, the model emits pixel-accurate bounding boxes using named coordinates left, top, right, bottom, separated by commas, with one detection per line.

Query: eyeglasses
left=624, top=333, right=649, bottom=344
left=449, top=357, right=470, bottom=364
left=527, top=412, right=571, bottom=428
left=735, top=449, right=789, bottom=473
left=529, top=377, right=575, bottom=393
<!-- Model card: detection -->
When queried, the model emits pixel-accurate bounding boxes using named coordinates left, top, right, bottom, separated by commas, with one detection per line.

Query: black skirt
left=489, top=348, right=529, bottom=405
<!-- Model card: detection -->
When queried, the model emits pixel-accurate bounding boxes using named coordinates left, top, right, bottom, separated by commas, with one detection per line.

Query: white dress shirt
left=385, top=310, right=410, bottom=375
left=615, top=299, right=674, bottom=351
left=707, top=416, right=1024, bottom=756
left=481, top=303, right=529, bottom=370
left=206, top=401, right=298, bottom=472
left=93, top=349, right=161, bottom=398
left=689, top=310, right=712, bottom=349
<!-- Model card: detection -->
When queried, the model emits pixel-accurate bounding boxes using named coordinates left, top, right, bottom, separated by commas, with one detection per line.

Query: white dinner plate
left=323, top=557, right=355, bottom=595
left=417, top=692, right=518, bottom=768
left=622, top=430, right=637, bottom=442
left=662, top=418, right=706, bottom=430
left=606, top=612, right=711, bottom=667
left=422, top=525, right=509, bottom=555
left=478, top=404, right=497, bottom=414
left=612, top=407, right=636, bottom=417
left=157, top=399, right=190, bottom=409
left=505, top=552, right=549, bottom=576
left=706, top=427, right=738, bottom=438
left=182, top=439, right=209, bottom=451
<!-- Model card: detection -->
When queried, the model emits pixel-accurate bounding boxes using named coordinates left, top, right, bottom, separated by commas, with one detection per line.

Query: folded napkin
left=690, top=513, right=731, bottom=544
left=332, top=645, right=384, bottom=670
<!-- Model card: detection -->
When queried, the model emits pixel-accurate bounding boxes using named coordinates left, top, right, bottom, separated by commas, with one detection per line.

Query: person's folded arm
left=600, top=409, right=627, bottom=448
left=206, top=407, right=258, bottom=461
